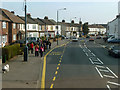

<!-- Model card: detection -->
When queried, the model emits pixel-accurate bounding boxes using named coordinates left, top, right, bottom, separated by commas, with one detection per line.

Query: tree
left=82, top=22, right=89, bottom=35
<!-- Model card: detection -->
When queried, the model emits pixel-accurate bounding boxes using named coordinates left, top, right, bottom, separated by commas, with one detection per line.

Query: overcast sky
left=0, top=0, right=119, bottom=24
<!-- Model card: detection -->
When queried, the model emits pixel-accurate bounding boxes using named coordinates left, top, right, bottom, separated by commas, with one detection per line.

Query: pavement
left=2, top=39, right=69, bottom=88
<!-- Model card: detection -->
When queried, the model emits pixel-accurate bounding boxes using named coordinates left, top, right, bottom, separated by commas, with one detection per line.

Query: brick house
left=0, top=8, right=25, bottom=45
left=38, top=16, right=57, bottom=38
left=0, top=10, right=11, bottom=47
left=18, top=14, right=39, bottom=38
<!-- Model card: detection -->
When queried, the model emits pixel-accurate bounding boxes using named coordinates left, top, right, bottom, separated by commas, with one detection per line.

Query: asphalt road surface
left=45, top=39, right=120, bottom=89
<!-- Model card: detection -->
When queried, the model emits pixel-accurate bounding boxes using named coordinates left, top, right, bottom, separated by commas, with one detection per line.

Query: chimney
left=62, top=20, right=65, bottom=23
left=27, top=13, right=31, bottom=17
left=116, top=15, right=120, bottom=18
left=79, top=21, right=82, bottom=24
left=71, top=20, right=74, bottom=24
left=44, top=16, right=48, bottom=19
left=11, top=11, right=14, bottom=14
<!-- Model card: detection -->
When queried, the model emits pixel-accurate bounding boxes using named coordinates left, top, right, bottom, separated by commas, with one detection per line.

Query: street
left=45, top=38, right=120, bottom=89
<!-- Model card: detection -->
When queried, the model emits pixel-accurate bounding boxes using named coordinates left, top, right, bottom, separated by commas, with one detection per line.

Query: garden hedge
left=2, top=44, right=24, bottom=63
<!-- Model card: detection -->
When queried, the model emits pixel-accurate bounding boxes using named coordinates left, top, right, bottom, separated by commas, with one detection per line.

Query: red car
left=89, top=38, right=94, bottom=41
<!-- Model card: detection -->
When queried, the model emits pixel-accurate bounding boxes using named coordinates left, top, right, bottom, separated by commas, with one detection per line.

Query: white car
left=107, top=35, right=115, bottom=42
left=72, top=37, right=78, bottom=42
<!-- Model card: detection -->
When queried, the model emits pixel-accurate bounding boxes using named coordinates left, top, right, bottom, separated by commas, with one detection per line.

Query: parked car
left=27, top=37, right=38, bottom=45
left=103, top=35, right=108, bottom=42
left=108, top=38, right=120, bottom=43
left=107, top=35, right=115, bottom=42
left=89, top=37, right=94, bottom=41
left=108, top=45, right=120, bottom=58
left=61, top=35, right=65, bottom=39
left=86, top=35, right=90, bottom=38
left=72, top=37, right=78, bottom=42
left=96, top=36, right=101, bottom=39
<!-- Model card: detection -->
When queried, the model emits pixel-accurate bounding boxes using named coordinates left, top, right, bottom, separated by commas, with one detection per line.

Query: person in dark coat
left=49, top=41, right=51, bottom=49
left=40, top=44, right=44, bottom=57
left=46, top=40, right=49, bottom=49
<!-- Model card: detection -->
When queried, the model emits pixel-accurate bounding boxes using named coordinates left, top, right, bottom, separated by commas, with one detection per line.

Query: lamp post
left=57, top=8, right=66, bottom=45
left=24, top=0, right=28, bottom=61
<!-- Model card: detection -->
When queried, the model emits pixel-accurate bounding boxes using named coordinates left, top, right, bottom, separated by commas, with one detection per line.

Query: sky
left=0, top=0, right=119, bottom=24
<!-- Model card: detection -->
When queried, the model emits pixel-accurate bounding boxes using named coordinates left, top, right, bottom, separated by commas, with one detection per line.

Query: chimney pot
left=44, top=16, right=48, bottom=19
left=11, top=11, right=14, bottom=14
left=62, top=20, right=65, bottom=23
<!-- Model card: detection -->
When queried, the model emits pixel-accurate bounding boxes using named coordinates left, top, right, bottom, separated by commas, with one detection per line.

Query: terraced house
left=59, top=20, right=82, bottom=38
left=38, top=16, right=57, bottom=38
left=88, top=24, right=106, bottom=36
left=18, top=14, right=40, bottom=38
left=0, top=8, right=25, bottom=47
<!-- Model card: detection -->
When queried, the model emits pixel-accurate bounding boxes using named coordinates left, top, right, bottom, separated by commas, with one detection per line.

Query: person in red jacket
left=30, top=42, right=34, bottom=54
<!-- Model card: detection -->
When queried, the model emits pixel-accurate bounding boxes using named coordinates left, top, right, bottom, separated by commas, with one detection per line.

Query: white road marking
left=103, top=75, right=115, bottom=78
left=89, top=58, right=94, bottom=64
left=106, top=85, right=111, bottom=90
left=88, top=49, right=91, bottom=52
left=99, top=69, right=109, bottom=73
left=96, top=65, right=105, bottom=68
left=93, top=62, right=103, bottom=65
left=107, top=81, right=120, bottom=86
left=91, top=59, right=99, bottom=61
left=106, top=67, right=118, bottom=78
left=95, top=67, right=103, bottom=78
left=101, top=45, right=106, bottom=48
left=97, top=58, right=104, bottom=64
left=79, top=45, right=82, bottom=48
left=92, top=53, right=96, bottom=56
left=83, top=49, right=85, bottom=52
left=85, top=53, right=88, bottom=56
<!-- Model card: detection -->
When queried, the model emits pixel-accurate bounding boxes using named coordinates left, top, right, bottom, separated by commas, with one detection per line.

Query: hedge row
left=2, top=44, right=24, bottom=63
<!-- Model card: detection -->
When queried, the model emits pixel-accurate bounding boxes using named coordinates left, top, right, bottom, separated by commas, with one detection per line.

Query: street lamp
left=24, top=0, right=28, bottom=61
left=57, top=8, right=66, bottom=45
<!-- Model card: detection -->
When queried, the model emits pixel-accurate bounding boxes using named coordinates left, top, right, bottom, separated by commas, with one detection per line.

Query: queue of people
left=30, top=39, right=51, bottom=57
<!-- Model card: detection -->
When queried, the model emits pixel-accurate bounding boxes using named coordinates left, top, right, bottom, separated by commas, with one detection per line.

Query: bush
left=41, top=36, right=46, bottom=41
left=2, top=43, right=22, bottom=63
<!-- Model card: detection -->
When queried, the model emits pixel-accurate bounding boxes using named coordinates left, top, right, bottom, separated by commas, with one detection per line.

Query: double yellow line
left=41, top=42, right=69, bottom=89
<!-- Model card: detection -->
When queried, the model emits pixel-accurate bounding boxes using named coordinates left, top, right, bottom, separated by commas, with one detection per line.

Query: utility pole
left=56, top=8, right=66, bottom=45
left=24, top=0, right=28, bottom=61
left=57, top=10, right=59, bottom=45
left=79, top=18, right=82, bottom=38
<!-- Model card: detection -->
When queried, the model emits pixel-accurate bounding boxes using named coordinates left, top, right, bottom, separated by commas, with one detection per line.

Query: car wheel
left=108, top=52, right=111, bottom=56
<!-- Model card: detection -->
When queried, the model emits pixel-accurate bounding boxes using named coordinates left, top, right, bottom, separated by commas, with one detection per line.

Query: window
left=39, top=25, right=41, bottom=30
left=51, top=26, right=53, bottom=30
left=13, top=23, right=16, bottom=29
left=28, top=25, right=29, bottom=29
left=23, top=24, right=25, bottom=29
left=2, top=22, right=6, bottom=28
left=2, top=35, right=7, bottom=43
left=13, top=34, right=16, bottom=40
left=32, top=25, right=36, bottom=29
left=17, top=24, right=20, bottom=29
